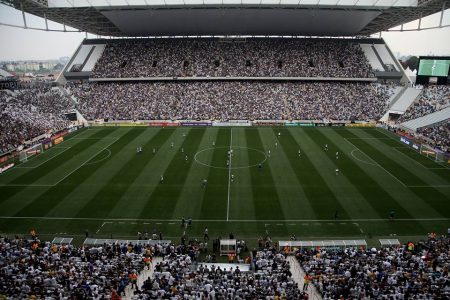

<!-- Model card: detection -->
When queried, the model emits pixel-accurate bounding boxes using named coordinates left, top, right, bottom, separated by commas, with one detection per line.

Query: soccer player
left=231, top=174, right=235, bottom=183
left=258, top=163, right=262, bottom=170
left=275, top=142, right=278, bottom=149
left=153, top=148, right=156, bottom=154
left=160, top=175, right=164, bottom=184
left=204, top=227, right=209, bottom=241
left=278, top=132, right=281, bottom=138
left=181, top=147, right=184, bottom=153
left=336, top=151, right=339, bottom=159
left=335, top=168, right=339, bottom=175
left=298, top=149, right=301, bottom=157
left=212, top=141, right=215, bottom=146
left=389, top=210, right=395, bottom=219
left=202, top=179, right=207, bottom=188
left=185, top=155, right=188, bottom=161
left=136, top=147, right=140, bottom=154
left=324, top=144, right=328, bottom=151
left=268, top=150, right=271, bottom=158
left=226, top=159, right=229, bottom=167
left=171, top=142, right=174, bottom=148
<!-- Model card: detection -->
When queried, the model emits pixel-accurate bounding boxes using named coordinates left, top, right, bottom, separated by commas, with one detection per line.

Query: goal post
left=19, top=144, right=43, bottom=162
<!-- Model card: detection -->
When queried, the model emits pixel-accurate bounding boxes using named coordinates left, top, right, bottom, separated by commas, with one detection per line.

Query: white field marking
left=84, top=149, right=111, bottom=166
left=143, top=222, right=150, bottom=225
left=96, top=221, right=107, bottom=234
left=350, top=149, right=378, bottom=166
left=51, top=137, right=119, bottom=186
left=0, top=183, right=53, bottom=187
left=376, top=128, right=450, bottom=170
left=344, top=138, right=408, bottom=188
left=226, top=128, right=232, bottom=221
left=0, top=138, right=119, bottom=187
left=276, top=224, right=283, bottom=226
left=360, top=228, right=364, bottom=233
left=0, top=216, right=449, bottom=222
left=391, top=147, right=448, bottom=170
left=15, top=147, right=72, bottom=169
left=156, top=222, right=162, bottom=225
left=194, top=146, right=267, bottom=169
left=345, top=137, right=392, bottom=140
left=168, top=223, right=175, bottom=225
left=69, top=137, right=120, bottom=140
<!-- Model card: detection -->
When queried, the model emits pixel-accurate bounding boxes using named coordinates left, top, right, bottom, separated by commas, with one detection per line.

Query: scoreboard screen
left=418, top=59, right=450, bottom=77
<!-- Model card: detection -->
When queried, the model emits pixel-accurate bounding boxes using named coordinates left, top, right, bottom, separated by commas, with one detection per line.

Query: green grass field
left=0, top=126, right=449, bottom=245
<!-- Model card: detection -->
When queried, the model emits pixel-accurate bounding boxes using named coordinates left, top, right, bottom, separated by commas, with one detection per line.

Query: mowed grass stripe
left=362, top=129, right=450, bottom=184
left=311, top=129, right=417, bottom=221
left=12, top=128, right=136, bottom=218
left=278, top=128, right=348, bottom=219
left=258, top=128, right=316, bottom=220
left=288, top=128, right=378, bottom=219
left=73, top=128, right=172, bottom=219
left=197, top=128, right=229, bottom=220
left=169, top=128, right=220, bottom=219
left=8, top=129, right=114, bottom=185
left=139, top=128, right=207, bottom=219
left=228, top=128, right=257, bottom=221
left=245, top=128, right=285, bottom=220
left=106, top=129, right=183, bottom=219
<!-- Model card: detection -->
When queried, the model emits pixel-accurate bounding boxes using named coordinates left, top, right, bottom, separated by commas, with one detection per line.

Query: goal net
left=19, top=144, right=43, bottom=162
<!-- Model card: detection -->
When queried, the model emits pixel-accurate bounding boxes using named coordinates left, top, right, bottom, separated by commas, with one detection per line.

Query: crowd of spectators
left=0, top=86, right=73, bottom=154
left=92, top=38, right=375, bottom=78
left=70, top=81, right=392, bottom=122
left=138, top=246, right=305, bottom=299
left=0, top=235, right=151, bottom=298
left=417, top=121, right=450, bottom=153
left=296, top=234, right=450, bottom=299
left=398, top=85, right=450, bottom=123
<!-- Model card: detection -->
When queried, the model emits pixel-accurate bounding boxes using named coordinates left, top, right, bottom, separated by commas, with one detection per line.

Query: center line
left=227, top=128, right=233, bottom=221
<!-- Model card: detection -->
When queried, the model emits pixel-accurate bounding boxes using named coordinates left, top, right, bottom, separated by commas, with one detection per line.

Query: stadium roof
left=1, top=0, right=449, bottom=36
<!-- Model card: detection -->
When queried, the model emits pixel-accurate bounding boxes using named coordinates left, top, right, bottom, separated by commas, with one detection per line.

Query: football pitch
left=0, top=126, right=449, bottom=244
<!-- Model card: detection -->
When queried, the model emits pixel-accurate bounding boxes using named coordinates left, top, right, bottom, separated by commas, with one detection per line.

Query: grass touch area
left=0, top=126, right=449, bottom=245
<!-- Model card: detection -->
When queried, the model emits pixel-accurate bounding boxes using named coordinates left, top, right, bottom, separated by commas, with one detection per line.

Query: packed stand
left=139, top=246, right=304, bottom=299
left=417, top=121, right=450, bottom=153
left=296, top=234, right=450, bottom=299
left=92, top=38, right=375, bottom=78
left=398, top=85, right=450, bottom=123
left=71, top=81, right=390, bottom=121
left=0, top=235, right=160, bottom=298
left=0, top=87, right=73, bottom=154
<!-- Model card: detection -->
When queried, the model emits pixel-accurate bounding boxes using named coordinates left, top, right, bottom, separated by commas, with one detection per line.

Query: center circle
left=194, top=146, right=267, bottom=169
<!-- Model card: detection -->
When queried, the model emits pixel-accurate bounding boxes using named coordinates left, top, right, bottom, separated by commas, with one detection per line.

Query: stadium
left=0, top=0, right=449, bottom=298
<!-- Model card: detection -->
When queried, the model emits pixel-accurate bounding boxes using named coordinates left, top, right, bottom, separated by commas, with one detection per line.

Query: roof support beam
left=21, top=4, right=27, bottom=29
left=438, top=1, right=445, bottom=27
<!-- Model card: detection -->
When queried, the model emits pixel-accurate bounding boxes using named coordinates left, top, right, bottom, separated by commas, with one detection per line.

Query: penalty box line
left=344, top=138, right=408, bottom=188
left=15, top=147, right=72, bottom=169
left=0, top=216, right=449, bottom=222
left=392, top=147, right=450, bottom=171
left=0, top=137, right=119, bottom=188
left=52, top=137, right=120, bottom=186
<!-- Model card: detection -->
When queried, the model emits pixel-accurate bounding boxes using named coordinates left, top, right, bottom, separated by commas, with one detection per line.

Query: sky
left=0, top=3, right=449, bottom=61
